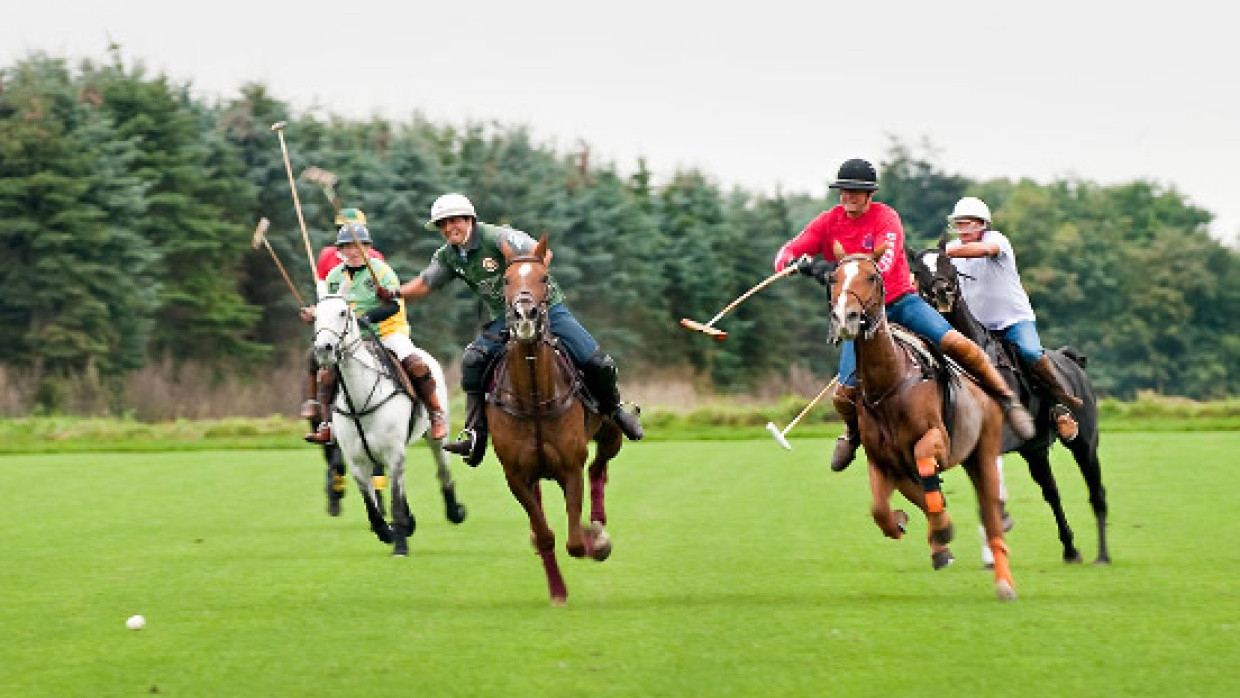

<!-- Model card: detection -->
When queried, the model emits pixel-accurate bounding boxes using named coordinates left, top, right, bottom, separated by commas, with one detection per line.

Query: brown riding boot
left=941, top=331, right=1036, bottom=440
left=402, top=355, right=448, bottom=440
left=830, top=384, right=861, bottom=472
left=305, top=368, right=337, bottom=444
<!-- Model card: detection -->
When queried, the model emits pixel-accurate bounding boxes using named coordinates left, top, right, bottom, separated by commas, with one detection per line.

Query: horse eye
left=541, top=276, right=548, bottom=284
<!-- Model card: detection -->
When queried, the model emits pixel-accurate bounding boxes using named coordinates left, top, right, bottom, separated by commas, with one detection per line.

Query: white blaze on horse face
left=924, top=252, right=940, bottom=272
left=832, top=260, right=862, bottom=338
left=517, top=262, right=534, bottom=278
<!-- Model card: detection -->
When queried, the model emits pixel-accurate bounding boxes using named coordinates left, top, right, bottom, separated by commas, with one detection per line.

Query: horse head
left=910, top=247, right=961, bottom=314
left=828, top=240, right=887, bottom=343
left=503, top=234, right=551, bottom=344
left=313, top=292, right=358, bottom=366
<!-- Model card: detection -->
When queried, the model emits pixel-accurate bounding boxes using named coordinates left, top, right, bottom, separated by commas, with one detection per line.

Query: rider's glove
left=375, top=286, right=399, bottom=302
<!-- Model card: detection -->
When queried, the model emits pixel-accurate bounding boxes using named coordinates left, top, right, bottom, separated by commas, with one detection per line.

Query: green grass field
left=2, top=431, right=1238, bottom=697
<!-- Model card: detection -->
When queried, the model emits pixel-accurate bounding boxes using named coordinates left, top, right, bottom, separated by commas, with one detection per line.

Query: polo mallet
left=765, top=375, right=840, bottom=450
left=302, top=166, right=342, bottom=215
left=271, top=121, right=324, bottom=298
left=252, top=218, right=306, bottom=307
left=680, top=263, right=799, bottom=340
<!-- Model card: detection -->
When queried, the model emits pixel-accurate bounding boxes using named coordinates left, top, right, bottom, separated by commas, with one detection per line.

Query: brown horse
left=828, top=241, right=1016, bottom=600
left=488, top=235, right=623, bottom=605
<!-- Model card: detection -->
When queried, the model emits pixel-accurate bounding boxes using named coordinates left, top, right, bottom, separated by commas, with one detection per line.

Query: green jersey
left=418, top=221, right=565, bottom=319
left=324, top=259, right=408, bottom=337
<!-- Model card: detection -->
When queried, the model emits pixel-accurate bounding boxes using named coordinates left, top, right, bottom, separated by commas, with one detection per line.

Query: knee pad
left=460, top=344, right=493, bottom=393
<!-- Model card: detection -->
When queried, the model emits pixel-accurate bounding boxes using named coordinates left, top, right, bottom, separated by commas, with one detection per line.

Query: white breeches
left=381, top=332, right=415, bottom=362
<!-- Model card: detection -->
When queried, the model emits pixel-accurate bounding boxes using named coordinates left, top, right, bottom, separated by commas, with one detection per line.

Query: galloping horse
left=910, top=246, right=1110, bottom=564
left=313, top=291, right=459, bottom=555
left=488, top=235, right=622, bottom=605
left=829, top=242, right=1016, bottom=600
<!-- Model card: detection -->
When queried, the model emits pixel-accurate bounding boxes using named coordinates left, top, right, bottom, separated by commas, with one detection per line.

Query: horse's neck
left=950, top=297, right=990, bottom=347
left=502, top=340, right=569, bottom=406
left=853, top=319, right=909, bottom=393
left=336, top=338, right=397, bottom=400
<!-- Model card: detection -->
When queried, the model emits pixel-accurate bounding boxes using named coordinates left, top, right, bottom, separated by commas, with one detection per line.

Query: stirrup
left=304, top=423, right=333, bottom=444
left=443, top=430, right=475, bottom=456
left=428, top=410, right=448, bottom=440
left=610, top=405, right=644, bottom=441
left=1051, top=405, right=1078, bottom=442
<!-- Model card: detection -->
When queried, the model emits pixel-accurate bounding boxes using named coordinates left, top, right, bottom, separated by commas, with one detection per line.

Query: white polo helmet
left=947, top=196, right=991, bottom=225
left=425, top=193, right=477, bottom=231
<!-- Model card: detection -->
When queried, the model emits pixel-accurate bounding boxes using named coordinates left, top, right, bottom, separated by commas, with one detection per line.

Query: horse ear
left=534, top=234, right=549, bottom=264
left=832, top=240, right=846, bottom=260
left=872, top=242, right=888, bottom=261
left=936, top=233, right=948, bottom=251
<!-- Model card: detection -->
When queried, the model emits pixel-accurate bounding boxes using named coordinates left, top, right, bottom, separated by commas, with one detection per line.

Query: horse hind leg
left=427, top=436, right=467, bottom=524
left=1021, top=446, right=1082, bottom=563
left=965, top=451, right=1017, bottom=601
left=868, top=464, right=907, bottom=540
left=354, top=470, right=393, bottom=545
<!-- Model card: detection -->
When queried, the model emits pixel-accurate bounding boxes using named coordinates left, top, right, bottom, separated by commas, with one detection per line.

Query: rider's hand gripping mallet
left=252, top=218, right=307, bottom=307
left=680, top=263, right=800, bottom=340
left=271, top=121, right=325, bottom=299
left=765, top=376, right=840, bottom=450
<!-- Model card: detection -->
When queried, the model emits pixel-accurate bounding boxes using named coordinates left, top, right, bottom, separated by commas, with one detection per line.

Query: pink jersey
left=316, top=246, right=386, bottom=281
left=773, top=202, right=913, bottom=304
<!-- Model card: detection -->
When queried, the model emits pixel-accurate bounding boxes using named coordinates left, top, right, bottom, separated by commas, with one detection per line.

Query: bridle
left=504, top=255, right=551, bottom=344
left=830, top=254, right=886, bottom=342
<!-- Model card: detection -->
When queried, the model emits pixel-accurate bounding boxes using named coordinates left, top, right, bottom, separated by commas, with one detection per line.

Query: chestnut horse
left=910, top=245, right=1110, bottom=564
left=828, top=242, right=1016, bottom=600
left=488, top=235, right=622, bottom=605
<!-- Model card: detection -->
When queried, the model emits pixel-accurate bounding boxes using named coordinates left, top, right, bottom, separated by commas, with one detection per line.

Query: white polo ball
left=126, top=614, right=146, bottom=631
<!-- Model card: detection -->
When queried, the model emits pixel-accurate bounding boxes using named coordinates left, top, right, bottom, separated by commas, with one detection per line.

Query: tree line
left=2, top=52, right=1237, bottom=413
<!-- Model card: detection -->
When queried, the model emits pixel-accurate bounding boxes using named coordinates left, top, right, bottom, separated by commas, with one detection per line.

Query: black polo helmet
left=828, top=158, right=879, bottom=191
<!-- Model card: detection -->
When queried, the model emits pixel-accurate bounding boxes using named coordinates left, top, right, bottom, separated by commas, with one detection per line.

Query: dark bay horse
left=910, top=246, right=1110, bottom=564
left=829, top=242, right=1016, bottom=600
left=489, top=235, right=622, bottom=605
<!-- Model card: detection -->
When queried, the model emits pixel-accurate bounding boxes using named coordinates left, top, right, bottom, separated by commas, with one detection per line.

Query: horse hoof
left=931, top=549, right=955, bottom=570
left=446, top=504, right=468, bottom=525
left=393, top=540, right=409, bottom=557
left=1093, top=555, right=1111, bottom=566
left=327, top=499, right=342, bottom=517
left=550, top=596, right=567, bottom=607
left=589, top=526, right=612, bottom=562
left=373, top=527, right=393, bottom=544
left=893, top=510, right=910, bottom=534
left=995, top=580, right=1017, bottom=601
left=1064, top=551, right=1084, bottom=564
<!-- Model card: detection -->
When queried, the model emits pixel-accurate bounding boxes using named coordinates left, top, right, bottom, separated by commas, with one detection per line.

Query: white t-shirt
left=946, top=230, right=1036, bottom=331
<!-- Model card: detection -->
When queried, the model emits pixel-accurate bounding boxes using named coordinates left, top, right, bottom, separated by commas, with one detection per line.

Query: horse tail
left=1059, top=345, right=1088, bottom=368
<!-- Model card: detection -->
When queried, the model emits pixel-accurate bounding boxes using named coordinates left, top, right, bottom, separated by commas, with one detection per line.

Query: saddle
left=888, top=324, right=961, bottom=440
left=484, top=339, right=598, bottom=419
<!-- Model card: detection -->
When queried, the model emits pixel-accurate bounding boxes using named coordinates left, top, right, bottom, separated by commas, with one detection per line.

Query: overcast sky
left=5, top=0, right=1237, bottom=244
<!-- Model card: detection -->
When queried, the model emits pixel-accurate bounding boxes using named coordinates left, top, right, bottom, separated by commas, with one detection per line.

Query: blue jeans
left=471, top=303, right=599, bottom=365
left=838, top=293, right=954, bottom=387
left=1000, top=320, right=1044, bottom=365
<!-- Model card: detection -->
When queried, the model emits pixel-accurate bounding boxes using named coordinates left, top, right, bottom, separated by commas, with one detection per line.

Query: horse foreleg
left=913, top=429, right=955, bottom=568
left=507, top=474, right=567, bottom=605
left=388, top=455, right=413, bottom=557
left=1067, top=439, right=1111, bottom=565
left=1019, top=445, right=1081, bottom=563
left=868, top=464, right=905, bottom=539
left=351, top=462, right=393, bottom=545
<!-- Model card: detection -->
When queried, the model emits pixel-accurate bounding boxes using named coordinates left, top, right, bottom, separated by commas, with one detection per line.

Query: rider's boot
left=402, top=355, right=448, bottom=440
left=581, top=349, right=643, bottom=440
left=305, top=368, right=337, bottom=444
left=941, top=331, right=1036, bottom=440
left=1031, top=355, right=1082, bottom=442
left=300, top=362, right=320, bottom=418
left=443, top=391, right=488, bottom=466
left=830, top=384, right=861, bottom=472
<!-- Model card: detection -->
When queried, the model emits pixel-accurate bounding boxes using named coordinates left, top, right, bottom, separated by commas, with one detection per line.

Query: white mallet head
left=766, top=421, right=792, bottom=450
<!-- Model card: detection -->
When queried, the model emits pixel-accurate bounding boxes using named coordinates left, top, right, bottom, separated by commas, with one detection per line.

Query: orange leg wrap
left=988, top=536, right=1013, bottom=586
left=916, top=457, right=937, bottom=478
left=925, top=490, right=945, bottom=514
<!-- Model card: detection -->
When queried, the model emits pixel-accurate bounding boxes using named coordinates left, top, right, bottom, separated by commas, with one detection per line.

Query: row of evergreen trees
left=2, top=52, right=1237, bottom=413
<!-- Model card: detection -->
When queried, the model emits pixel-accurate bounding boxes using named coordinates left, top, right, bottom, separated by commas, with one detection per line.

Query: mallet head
left=270, top=121, right=287, bottom=132
left=679, top=318, right=728, bottom=341
left=252, top=217, right=271, bottom=249
left=766, top=421, right=792, bottom=450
